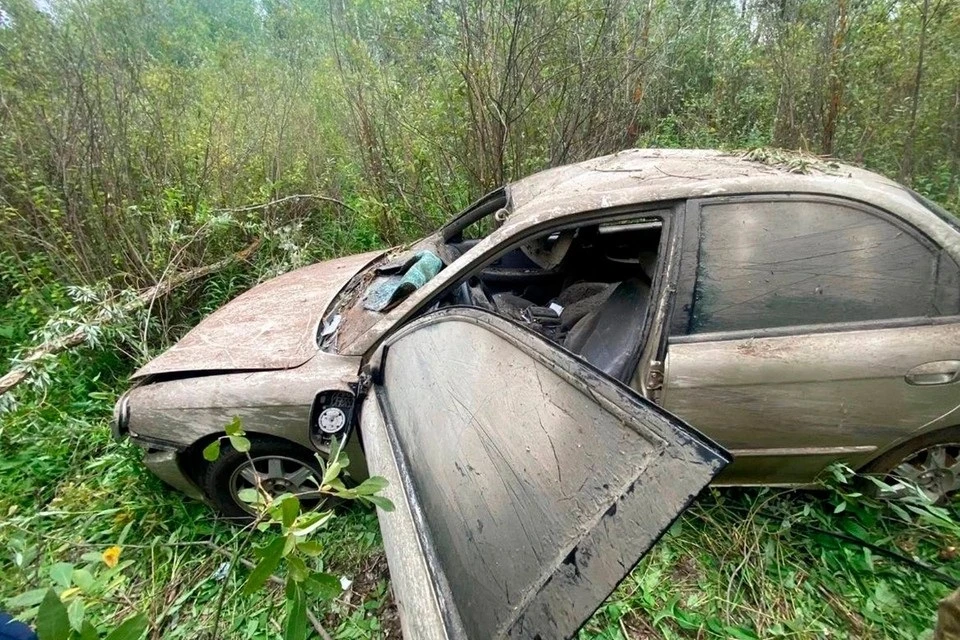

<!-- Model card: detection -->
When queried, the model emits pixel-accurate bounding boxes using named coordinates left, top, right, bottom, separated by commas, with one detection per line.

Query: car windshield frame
left=318, top=188, right=509, bottom=351
left=438, top=187, right=509, bottom=243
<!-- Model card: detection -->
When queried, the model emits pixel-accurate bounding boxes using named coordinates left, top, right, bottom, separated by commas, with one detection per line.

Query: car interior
left=437, top=218, right=663, bottom=382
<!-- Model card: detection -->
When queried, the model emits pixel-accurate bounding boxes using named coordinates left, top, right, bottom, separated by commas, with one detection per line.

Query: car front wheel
left=200, top=437, right=326, bottom=522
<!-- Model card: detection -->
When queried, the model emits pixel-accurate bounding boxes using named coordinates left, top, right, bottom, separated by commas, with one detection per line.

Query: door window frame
left=667, top=193, right=960, bottom=344
left=376, top=202, right=684, bottom=385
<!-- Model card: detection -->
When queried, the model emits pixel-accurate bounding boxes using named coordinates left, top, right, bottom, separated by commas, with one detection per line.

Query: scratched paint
left=368, top=308, right=729, bottom=639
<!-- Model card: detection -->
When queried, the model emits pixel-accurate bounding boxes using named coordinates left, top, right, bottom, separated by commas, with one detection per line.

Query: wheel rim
left=229, top=455, right=324, bottom=514
left=891, top=443, right=960, bottom=503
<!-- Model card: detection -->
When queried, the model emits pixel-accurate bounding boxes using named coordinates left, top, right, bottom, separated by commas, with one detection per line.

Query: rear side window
left=684, top=200, right=960, bottom=334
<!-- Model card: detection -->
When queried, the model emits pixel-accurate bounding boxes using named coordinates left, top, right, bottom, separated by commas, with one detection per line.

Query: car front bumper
left=141, top=448, right=207, bottom=503
left=113, top=390, right=207, bottom=503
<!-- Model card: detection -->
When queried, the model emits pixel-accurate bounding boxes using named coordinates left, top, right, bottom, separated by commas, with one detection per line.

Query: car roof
left=507, top=148, right=903, bottom=219
left=501, top=148, right=960, bottom=258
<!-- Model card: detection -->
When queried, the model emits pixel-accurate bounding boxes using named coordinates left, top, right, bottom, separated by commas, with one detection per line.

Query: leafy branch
left=203, top=418, right=393, bottom=640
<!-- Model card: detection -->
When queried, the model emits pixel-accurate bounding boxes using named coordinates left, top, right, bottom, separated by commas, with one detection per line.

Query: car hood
left=132, top=250, right=383, bottom=378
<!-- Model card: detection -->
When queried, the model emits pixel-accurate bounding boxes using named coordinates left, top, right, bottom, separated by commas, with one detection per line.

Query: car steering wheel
left=449, top=278, right=494, bottom=309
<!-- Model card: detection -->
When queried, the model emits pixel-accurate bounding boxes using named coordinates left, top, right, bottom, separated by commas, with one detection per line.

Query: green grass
left=2, top=288, right=959, bottom=639
left=583, top=486, right=959, bottom=639
left=0, top=310, right=391, bottom=638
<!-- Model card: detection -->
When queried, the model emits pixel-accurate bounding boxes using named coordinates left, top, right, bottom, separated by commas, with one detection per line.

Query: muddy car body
left=116, top=150, right=960, bottom=509
left=114, top=148, right=960, bottom=636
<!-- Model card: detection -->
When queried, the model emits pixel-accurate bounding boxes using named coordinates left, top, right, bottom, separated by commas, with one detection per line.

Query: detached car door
left=359, top=308, right=730, bottom=640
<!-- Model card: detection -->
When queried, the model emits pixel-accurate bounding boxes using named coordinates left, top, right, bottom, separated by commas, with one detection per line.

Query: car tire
left=861, top=425, right=960, bottom=504
left=200, top=437, right=326, bottom=523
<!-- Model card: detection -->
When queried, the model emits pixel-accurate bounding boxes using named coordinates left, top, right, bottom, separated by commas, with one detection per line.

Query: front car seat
left=563, top=278, right=651, bottom=381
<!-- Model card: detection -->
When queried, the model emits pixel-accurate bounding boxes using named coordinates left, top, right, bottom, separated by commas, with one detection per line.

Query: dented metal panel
left=126, top=350, right=360, bottom=450
left=366, top=308, right=729, bottom=639
left=133, top=250, right=382, bottom=377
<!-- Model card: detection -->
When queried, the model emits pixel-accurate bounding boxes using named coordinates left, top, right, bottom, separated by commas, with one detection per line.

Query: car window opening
left=437, top=217, right=663, bottom=381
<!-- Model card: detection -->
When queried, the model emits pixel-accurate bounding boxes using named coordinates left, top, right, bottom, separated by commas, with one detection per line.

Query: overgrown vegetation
left=1, top=0, right=959, bottom=638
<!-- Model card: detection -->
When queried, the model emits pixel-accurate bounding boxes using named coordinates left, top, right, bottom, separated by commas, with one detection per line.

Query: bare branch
left=212, top=194, right=357, bottom=215
left=0, top=239, right=262, bottom=399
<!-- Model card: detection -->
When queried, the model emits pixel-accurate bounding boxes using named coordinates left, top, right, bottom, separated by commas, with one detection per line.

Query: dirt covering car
left=114, top=148, right=960, bottom=637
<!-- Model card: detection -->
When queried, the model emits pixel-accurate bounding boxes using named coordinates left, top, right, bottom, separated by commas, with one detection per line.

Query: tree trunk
left=822, top=0, right=848, bottom=156
left=901, top=0, right=931, bottom=182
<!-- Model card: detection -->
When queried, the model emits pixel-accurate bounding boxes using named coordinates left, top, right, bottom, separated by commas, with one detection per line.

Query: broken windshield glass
left=362, top=250, right=444, bottom=311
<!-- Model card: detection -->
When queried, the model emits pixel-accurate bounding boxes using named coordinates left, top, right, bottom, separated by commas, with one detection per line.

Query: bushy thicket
left=1, top=0, right=958, bottom=299
left=1, top=3, right=960, bottom=638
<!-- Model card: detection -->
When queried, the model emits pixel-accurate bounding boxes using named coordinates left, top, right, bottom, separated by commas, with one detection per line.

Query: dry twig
left=0, top=239, right=262, bottom=398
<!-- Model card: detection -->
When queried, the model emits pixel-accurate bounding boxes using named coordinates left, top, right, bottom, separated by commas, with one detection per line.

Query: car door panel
left=361, top=308, right=729, bottom=639
left=361, top=398, right=448, bottom=639
left=662, top=322, right=960, bottom=484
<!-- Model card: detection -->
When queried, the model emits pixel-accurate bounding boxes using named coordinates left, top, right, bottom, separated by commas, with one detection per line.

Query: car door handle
left=905, top=361, right=960, bottom=386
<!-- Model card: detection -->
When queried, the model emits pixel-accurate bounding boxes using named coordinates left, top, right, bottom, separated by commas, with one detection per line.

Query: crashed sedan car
left=114, top=148, right=960, bottom=636
left=115, top=147, right=960, bottom=507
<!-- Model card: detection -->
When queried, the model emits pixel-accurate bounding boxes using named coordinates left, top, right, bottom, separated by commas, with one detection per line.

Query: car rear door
left=661, top=195, right=960, bottom=484
left=359, top=308, right=730, bottom=639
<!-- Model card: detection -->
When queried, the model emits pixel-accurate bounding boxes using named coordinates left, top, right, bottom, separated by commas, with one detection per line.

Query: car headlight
left=111, top=391, right=131, bottom=440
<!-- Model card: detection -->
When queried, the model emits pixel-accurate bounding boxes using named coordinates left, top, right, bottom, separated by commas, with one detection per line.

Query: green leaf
left=224, top=416, right=244, bottom=437
left=237, top=488, right=260, bottom=504
left=872, top=581, right=900, bottom=610
left=833, top=501, right=846, bottom=514
left=283, top=533, right=297, bottom=557
left=49, top=562, right=74, bottom=588
left=36, top=589, right=70, bottom=640
left=202, top=440, right=221, bottom=462
left=290, top=511, right=333, bottom=537
left=6, top=588, right=49, bottom=610
left=353, top=476, right=389, bottom=496
left=322, top=459, right=343, bottom=487
left=229, top=435, right=250, bottom=453
left=283, top=581, right=308, bottom=640
left=305, top=572, right=343, bottom=600
left=327, top=437, right=343, bottom=461
left=364, top=495, right=396, bottom=512
left=287, top=556, right=308, bottom=583
left=323, top=478, right=347, bottom=493
left=321, top=438, right=348, bottom=486
left=281, top=495, right=300, bottom=529
left=296, top=541, right=324, bottom=557
left=243, top=537, right=285, bottom=595
left=79, top=621, right=98, bottom=640
left=71, top=569, right=95, bottom=593
left=104, top=613, right=149, bottom=640
left=67, top=598, right=85, bottom=633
